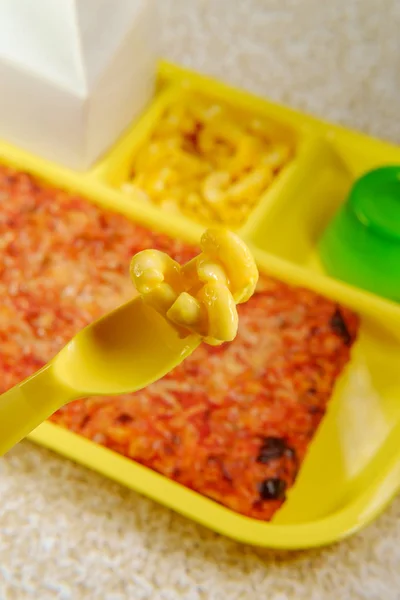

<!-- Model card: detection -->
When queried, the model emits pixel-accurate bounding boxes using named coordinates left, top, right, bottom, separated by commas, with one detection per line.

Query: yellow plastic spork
left=0, top=298, right=201, bottom=456
left=0, top=227, right=258, bottom=457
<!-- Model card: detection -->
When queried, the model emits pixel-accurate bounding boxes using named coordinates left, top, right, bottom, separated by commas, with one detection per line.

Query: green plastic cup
left=319, top=166, right=400, bottom=303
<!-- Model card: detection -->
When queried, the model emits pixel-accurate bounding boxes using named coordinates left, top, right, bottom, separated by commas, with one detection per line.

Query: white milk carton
left=0, top=0, right=158, bottom=170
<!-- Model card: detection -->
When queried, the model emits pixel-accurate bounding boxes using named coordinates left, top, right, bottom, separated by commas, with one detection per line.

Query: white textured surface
left=157, top=0, right=400, bottom=145
left=1, top=1, right=400, bottom=598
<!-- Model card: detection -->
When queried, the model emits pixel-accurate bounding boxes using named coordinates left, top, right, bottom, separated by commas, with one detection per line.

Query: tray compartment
left=95, top=82, right=307, bottom=233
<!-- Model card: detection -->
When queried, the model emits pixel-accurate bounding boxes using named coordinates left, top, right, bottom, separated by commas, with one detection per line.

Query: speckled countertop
left=1, top=1, right=400, bottom=599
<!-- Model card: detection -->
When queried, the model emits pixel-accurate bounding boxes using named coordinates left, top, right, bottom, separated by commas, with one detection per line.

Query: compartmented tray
left=1, top=61, right=400, bottom=549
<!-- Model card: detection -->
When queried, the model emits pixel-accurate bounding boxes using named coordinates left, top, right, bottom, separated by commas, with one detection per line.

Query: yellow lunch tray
left=1, top=61, right=400, bottom=550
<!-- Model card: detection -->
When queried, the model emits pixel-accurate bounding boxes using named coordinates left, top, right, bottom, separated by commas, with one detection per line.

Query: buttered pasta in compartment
left=122, top=92, right=295, bottom=228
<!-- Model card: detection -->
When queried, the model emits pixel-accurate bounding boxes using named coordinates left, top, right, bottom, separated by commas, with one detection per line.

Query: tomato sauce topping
left=0, top=166, right=359, bottom=520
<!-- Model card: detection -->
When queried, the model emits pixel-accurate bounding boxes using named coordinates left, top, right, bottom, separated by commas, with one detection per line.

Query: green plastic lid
left=319, top=165, right=400, bottom=303
left=349, top=166, right=400, bottom=240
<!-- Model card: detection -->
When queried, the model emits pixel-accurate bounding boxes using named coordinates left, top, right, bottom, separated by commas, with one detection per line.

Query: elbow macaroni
left=124, top=94, right=293, bottom=228
left=130, top=228, right=259, bottom=345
